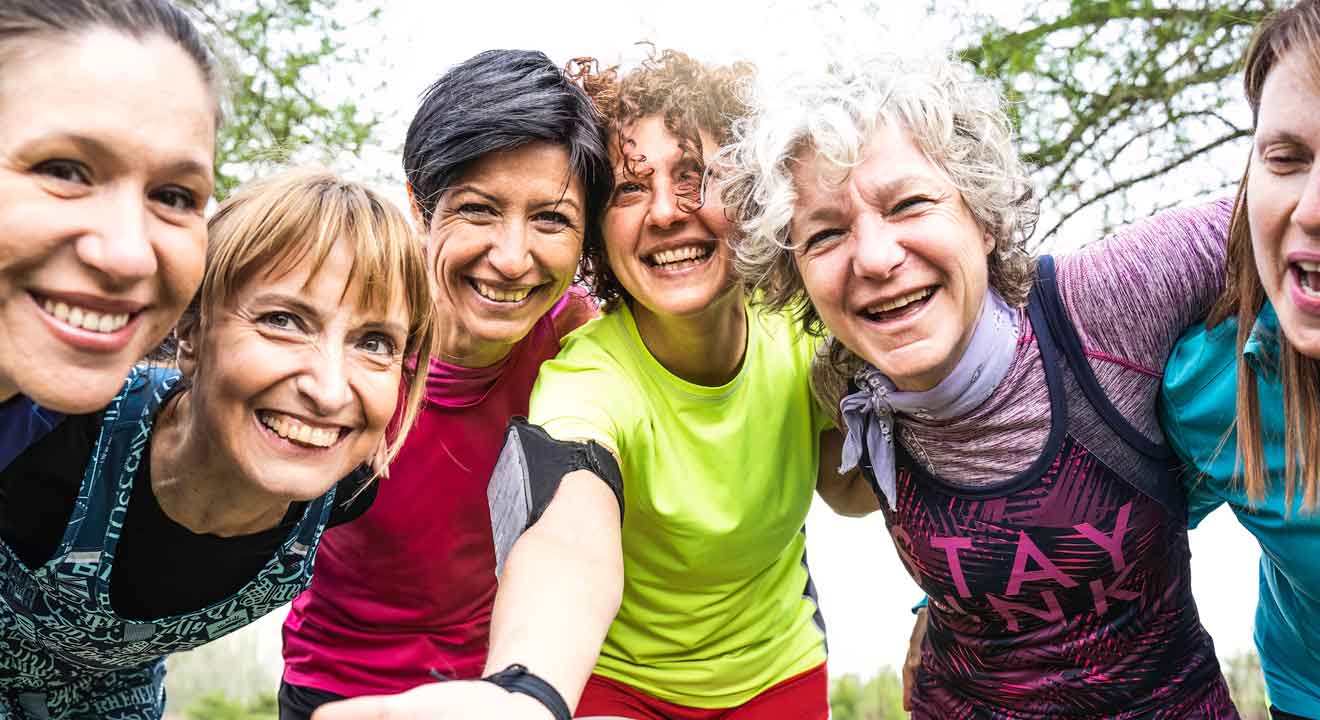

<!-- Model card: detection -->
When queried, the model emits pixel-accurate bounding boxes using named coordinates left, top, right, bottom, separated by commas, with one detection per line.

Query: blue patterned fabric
left=0, top=366, right=335, bottom=719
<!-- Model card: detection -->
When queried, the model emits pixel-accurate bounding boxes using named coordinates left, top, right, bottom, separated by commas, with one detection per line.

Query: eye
left=457, top=202, right=496, bottom=219
left=532, top=210, right=575, bottom=231
left=260, top=311, right=302, bottom=332
left=612, top=181, right=647, bottom=206
left=34, top=159, right=91, bottom=185
left=803, top=228, right=846, bottom=250
left=358, top=333, right=399, bottom=357
left=892, top=196, right=932, bottom=213
left=151, top=185, right=199, bottom=212
left=1262, top=147, right=1312, bottom=172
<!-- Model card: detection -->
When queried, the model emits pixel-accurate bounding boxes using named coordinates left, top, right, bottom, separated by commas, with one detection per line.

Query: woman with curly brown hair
left=314, top=49, right=873, bottom=720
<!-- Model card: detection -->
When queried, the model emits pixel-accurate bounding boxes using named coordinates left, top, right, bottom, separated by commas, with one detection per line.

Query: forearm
left=817, top=428, right=881, bottom=516
left=484, top=469, right=624, bottom=711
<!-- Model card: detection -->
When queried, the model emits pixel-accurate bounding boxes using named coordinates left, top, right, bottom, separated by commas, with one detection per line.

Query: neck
left=149, top=391, right=291, bottom=537
left=435, top=320, right=514, bottom=370
left=632, top=287, right=748, bottom=386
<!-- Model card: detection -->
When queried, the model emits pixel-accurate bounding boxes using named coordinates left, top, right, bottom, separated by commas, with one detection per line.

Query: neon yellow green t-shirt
left=528, top=300, right=830, bottom=708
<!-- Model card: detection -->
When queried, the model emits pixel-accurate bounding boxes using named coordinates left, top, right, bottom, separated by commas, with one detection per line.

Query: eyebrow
left=250, top=291, right=408, bottom=338
left=1256, top=129, right=1312, bottom=147
left=60, top=133, right=212, bottom=180
left=445, top=185, right=502, bottom=205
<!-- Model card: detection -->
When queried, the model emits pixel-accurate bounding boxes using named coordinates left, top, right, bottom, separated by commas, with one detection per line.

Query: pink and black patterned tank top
left=863, top=257, right=1237, bottom=719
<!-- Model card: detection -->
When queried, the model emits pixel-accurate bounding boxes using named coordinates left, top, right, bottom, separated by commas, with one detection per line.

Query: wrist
left=481, top=664, right=570, bottom=720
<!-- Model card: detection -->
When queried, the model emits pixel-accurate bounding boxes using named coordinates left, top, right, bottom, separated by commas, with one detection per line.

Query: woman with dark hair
left=0, top=0, right=220, bottom=467
left=0, top=167, right=435, bottom=720
left=1161, top=2, right=1320, bottom=717
left=314, top=49, right=870, bottom=720
left=278, top=49, right=612, bottom=720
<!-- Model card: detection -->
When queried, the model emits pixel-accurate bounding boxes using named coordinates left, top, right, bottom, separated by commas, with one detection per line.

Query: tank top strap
left=63, top=366, right=182, bottom=559
left=1033, top=256, right=1172, bottom=460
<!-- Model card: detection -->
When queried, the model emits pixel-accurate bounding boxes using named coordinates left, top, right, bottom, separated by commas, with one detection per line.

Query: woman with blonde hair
left=721, top=46, right=1237, bottom=717
left=1162, top=2, right=1320, bottom=717
left=0, top=168, right=434, bottom=719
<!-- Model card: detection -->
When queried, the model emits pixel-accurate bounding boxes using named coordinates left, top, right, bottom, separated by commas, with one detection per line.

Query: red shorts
left=574, top=663, right=828, bottom=720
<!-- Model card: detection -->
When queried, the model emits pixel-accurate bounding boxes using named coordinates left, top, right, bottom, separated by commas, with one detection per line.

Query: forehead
left=247, top=237, right=408, bottom=320
left=611, top=115, right=717, bottom=168
left=791, top=121, right=945, bottom=211
left=0, top=29, right=215, bottom=172
left=1257, top=50, right=1320, bottom=138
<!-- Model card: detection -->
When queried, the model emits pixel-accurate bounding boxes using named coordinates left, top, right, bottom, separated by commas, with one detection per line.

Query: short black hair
left=0, top=0, right=221, bottom=122
left=402, top=49, right=611, bottom=249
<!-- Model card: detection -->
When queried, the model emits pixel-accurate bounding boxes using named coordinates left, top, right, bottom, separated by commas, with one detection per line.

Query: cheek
left=361, top=368, right=403, bottom=429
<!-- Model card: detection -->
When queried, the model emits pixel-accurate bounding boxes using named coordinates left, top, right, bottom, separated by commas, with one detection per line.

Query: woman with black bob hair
left=280, top=48, right=612, bottom=719
left=0, top=0, right=220, bottom=468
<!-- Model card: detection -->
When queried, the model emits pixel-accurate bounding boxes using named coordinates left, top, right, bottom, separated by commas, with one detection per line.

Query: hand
left=311, top=680, right=555, bottom=720
left=902, top=607, right=928, bottom=712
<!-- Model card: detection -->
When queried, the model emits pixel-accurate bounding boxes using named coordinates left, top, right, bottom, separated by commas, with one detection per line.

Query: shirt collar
left=1244, top=301, right=1281, bottom=376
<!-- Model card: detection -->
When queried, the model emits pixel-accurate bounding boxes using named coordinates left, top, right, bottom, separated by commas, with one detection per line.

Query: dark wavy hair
left=402, top=48, right=613, bottom=261
left=566, top=48, right=755, bottom=309
left=0, top=0, right=221, bottom=123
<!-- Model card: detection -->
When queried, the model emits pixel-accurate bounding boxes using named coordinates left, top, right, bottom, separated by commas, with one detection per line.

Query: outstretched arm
left=312, top=472, right=623, bottom=720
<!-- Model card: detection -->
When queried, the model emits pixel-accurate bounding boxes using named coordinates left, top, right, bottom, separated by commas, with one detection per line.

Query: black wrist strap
left=481, top=664, right=571, bottom=720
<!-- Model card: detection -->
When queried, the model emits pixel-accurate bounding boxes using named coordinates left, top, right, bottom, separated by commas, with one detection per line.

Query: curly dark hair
left=565, top=48, right=754, bottom=310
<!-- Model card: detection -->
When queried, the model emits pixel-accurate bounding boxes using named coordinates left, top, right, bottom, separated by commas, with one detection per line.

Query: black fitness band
left=481, top=664, right=571, bottom=720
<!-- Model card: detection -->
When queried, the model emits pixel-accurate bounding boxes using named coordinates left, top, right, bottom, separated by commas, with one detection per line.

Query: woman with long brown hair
left=1161, top=2, right=1320, bottom=718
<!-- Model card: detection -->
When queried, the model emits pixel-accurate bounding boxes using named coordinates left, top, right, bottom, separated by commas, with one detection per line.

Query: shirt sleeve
left=1057, top=197, right=1233, bottom=374
left=528, top=338, right=635, bottom=458
left=1159, top=323, right=1231, bottom=530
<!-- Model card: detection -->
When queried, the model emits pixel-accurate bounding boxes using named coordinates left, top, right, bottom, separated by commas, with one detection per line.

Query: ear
left=983, top=230, right=996, bottom=255
left=405, top=183, right=428, bottom=235
left=175, top=317, right=200, bottom=378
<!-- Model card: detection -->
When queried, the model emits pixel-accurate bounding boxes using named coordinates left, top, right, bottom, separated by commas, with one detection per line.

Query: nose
left=851, top=211, right=906, bottom=279
left=1295, top=164, right=1320, bottom=236
left=647, top=181, right=688, bottom=230
left=74, top=187, right=158, bottom=286
left=295, top=345, right=354, bottom=418
left=486, top=221, right=535, bottom=279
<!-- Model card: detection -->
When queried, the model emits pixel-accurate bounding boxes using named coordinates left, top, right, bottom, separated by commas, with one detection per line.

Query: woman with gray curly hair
left=724, top=53, right=1240, bottom=717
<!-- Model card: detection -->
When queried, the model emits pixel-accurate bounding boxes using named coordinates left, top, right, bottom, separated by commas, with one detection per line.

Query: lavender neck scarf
left=838, top=289, right=1020, bottom=509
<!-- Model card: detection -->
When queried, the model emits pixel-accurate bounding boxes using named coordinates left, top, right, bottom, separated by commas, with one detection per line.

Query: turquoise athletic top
left=1161, top=302, right=1320, bottom=717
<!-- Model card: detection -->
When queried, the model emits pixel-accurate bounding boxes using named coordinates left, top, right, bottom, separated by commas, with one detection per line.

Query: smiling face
left=423, top=142, right=585, bottom=367
left=601, top=115, right=738, bottom=320
left=181, top=238, right=408, bottom=502
left=790, top=121, right=994, bottom=391
left=1249, top=50, right=1320, bottom=358
left=0, top=30, right=215, bottom=411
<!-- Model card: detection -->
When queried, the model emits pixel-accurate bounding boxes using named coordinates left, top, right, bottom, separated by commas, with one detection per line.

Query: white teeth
left=473, top=281, right=533, bottom=303
left=259, top=412, right=340, bottom=448
left=649, top=245, right=711, bottom=266
left=867, top=288, right=934, bottom=315
left=1298, top=261, right=1320, bottom=272
left=41, top=299, right=130, bottom=334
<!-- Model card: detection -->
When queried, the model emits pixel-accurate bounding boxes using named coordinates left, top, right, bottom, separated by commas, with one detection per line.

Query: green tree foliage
left=177, top=0, right=381, bottom=199
left=829, top=667, right=906, bottom=720
left=957, top=0, right=1272, bottom=244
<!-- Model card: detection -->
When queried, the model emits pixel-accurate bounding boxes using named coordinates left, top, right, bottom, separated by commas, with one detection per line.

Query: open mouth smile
left=860, top=286, right=936, bottom=322
left=34, top=293, right=139, bottom=334
left=1295, top=260, right=1320, bottom=298
left=257, top=410, right=350, bottom=449
left=469, top=279, right=541, bottom=305
left=644, top=243, right=714, bottom=272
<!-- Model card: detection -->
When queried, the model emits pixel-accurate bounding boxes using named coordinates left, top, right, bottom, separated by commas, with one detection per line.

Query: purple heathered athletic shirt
left=898, top=198, right=1233, bottom=486
left=876, top=199, right=1238, bottom=719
